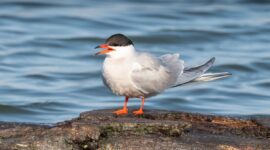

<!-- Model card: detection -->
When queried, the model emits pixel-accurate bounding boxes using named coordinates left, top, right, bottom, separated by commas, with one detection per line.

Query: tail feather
left=172, top=57, right=231, bottom=87
left=193, top=72, right=232, bottom=82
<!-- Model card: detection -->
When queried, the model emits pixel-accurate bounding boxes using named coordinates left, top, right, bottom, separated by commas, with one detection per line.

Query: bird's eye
left=111, top=43, right=119, bottom=46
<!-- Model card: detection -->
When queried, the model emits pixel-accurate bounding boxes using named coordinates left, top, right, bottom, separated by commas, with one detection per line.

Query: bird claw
left=113, top=108, right=128, bottom=115
left=133, top=109, right=144, bottom=115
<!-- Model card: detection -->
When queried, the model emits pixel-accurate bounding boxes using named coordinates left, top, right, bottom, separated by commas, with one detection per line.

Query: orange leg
left=133, top=97, right=145, bottom=115
left=113, top=96, right=129, bottom=115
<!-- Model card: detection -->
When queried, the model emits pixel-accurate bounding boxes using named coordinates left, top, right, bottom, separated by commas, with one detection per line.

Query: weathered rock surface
left=0, top=109, right=269, bottom=150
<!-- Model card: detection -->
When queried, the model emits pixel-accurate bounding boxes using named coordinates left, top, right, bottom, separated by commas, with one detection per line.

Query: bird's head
left=95, top=34, right=135, bottom=58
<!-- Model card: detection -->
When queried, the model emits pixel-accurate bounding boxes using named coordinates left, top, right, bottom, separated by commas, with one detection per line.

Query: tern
left=95, top=34, right=231, bottom=115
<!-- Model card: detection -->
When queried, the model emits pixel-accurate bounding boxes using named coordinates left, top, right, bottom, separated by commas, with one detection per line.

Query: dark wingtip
left=210, top=57, right=215, bottom=63
left=203, top=57, right=215, bottom=68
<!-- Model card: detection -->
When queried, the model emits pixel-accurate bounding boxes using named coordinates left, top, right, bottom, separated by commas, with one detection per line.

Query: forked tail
left=193, top=72, right=231, bottom=82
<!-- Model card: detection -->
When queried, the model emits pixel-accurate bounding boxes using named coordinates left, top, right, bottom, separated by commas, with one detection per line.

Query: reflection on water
left=0, top=0, right=270, bottom=123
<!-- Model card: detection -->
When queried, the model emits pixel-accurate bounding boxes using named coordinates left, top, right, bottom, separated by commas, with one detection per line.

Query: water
left=0, top=0, right=269, bottom=123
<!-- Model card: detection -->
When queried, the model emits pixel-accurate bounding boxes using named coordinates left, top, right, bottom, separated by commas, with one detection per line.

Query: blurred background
left=0, top=0, right=269, bottom=123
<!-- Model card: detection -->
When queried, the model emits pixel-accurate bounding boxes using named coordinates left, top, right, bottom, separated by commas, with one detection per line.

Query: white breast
left=102, top=57, right=143, bottom=97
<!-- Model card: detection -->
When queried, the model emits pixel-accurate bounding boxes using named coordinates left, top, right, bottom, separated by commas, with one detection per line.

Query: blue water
left=0, top=0, right=270, bottom=123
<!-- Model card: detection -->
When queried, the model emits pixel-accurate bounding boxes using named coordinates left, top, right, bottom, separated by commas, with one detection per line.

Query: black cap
left=105, top=34, right=133, bottom=47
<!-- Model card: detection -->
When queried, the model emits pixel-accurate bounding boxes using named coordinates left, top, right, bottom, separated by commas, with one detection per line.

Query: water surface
left=0, top=0, right=270, bottom=123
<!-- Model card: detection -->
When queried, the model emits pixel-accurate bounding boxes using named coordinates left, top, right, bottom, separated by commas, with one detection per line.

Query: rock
left=0, top=109, right=269, bottom=150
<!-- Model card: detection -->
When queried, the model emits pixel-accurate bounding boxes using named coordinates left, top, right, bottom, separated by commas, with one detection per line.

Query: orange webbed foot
left=113, top=108, right=128, bottom=115
left=133, top=109, right=144, bottom=115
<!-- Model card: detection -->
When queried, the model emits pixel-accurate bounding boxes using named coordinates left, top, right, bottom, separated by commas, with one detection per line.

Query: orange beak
left=95, top=44, right=115, bottom=55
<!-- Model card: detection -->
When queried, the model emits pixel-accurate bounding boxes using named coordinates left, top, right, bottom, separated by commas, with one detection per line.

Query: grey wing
left=159, top=53, right=184, bottom=81
left=130, top=53, right=179, bottom=95
left=172, top=57, right=215, bottom=87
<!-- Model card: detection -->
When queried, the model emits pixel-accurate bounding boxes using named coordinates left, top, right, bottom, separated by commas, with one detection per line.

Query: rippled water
left=0, top=0, right=269, bottom=123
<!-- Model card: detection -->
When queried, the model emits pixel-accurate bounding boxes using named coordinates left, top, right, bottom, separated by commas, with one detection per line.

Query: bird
left=95, top=33, right=231, bottom=116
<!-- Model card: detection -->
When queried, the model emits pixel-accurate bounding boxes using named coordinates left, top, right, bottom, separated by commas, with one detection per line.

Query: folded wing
left=130, top=53, right=183, bottom=96
left=172, top=57, right=216, bottom=87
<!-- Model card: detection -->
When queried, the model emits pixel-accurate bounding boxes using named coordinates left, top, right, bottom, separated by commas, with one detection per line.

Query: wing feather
left=130, top=53, right=183, bottom=96
left=172, top=57, right=215, bottom=87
